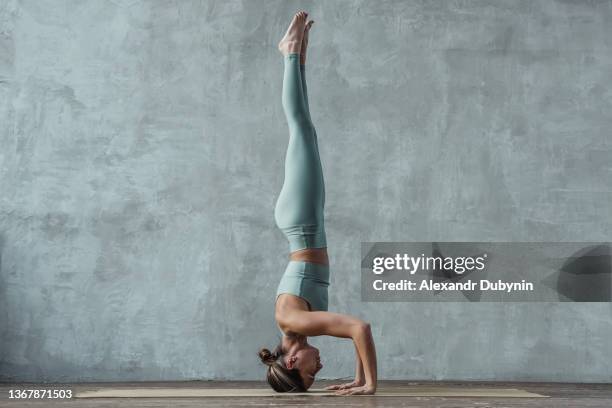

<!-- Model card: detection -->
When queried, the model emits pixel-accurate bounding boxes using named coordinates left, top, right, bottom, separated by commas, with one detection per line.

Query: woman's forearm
left=354, top=342, right=365, bottom=383
left=351, top=322, right=377, bottom=389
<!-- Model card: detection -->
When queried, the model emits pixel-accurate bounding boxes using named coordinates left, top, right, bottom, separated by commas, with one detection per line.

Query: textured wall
left=1, top=0, right=612, bottom=382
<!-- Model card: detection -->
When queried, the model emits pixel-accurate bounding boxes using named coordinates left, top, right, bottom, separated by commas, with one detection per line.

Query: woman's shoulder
left=275, top=294, right=311, bottom=332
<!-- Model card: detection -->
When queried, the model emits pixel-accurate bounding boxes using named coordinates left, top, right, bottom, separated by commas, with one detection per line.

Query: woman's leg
left=274, top=53, right=326, bottom=253
left=299, top=63, right=324, bottom=207
left=299, top=21, right=320, bottom=157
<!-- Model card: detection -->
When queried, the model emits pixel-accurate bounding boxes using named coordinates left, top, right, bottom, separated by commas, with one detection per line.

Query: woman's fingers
left=334, top=385, right=376, bottom=396
left=325, top=381, right=357, bottom=390
left=337, top=389, right=359, bottom=395
left=334, top=388, right=352, bottom=395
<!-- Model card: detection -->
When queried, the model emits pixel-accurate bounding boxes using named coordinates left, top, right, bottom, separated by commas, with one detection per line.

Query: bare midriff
left=289, top=247, right=329, bottom=265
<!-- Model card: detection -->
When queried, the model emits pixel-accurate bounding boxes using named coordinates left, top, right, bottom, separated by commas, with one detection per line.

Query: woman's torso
left=275, top=248, right=329, bottom=334
left=289, top=248, right=328, bottom=265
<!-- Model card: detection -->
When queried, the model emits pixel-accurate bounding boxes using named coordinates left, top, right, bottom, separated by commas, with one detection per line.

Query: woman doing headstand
left=258, top=11, right=378, bottom=395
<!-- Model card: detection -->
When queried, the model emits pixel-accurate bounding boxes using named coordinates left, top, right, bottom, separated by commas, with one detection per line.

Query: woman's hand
left=324, top=379, right=364, bottom=391
left=325, top=341, right=366, bottom=391
left=333, top=384, right=376, bottom=396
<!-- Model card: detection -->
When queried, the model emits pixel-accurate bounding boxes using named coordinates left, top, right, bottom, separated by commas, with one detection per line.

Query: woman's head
left=259, top=340, right=323, bottom=391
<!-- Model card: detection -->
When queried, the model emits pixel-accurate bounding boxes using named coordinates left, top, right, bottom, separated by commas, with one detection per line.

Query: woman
left=258, top=11, right=378, bottom=396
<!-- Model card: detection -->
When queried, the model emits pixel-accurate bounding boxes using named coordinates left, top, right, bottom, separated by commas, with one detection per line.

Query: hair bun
left=258, top=348, right=278, bottom=366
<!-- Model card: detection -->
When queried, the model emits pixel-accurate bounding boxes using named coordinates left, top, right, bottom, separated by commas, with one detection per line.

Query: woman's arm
left=354, top=342, right=365, bottom=382
left=276, top=310, right=377, bottom=394
left=353, top=343, right=365, bottom=383
left=342, top=322, right=376, bottom=395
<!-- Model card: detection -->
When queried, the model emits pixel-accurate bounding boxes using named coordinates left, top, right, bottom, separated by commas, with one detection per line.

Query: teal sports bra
left=276, top=260, right=330, bottom=312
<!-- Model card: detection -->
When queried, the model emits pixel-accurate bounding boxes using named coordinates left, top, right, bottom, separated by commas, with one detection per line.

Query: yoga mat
left=76, top=386, right=548, bottom=398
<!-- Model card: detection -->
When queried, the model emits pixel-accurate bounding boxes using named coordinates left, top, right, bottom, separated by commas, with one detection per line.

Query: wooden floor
left=1, top=380, right=612, bottom=407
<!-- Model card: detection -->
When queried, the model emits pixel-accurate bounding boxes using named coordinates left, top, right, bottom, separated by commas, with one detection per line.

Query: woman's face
left=289, top=344, right=323, bottom=389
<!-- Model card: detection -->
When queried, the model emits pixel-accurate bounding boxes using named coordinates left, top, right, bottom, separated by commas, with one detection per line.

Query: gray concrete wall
left=1, top=0, right=611, bottom=382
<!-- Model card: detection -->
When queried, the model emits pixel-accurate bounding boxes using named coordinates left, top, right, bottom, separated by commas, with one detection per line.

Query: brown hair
left=258, top=342, right=306, bottom=392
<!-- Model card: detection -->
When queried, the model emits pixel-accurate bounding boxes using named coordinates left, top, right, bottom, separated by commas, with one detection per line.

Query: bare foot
left=300, top=20, right=314, bottom=65
left=278, top=11, right=308, bottom=56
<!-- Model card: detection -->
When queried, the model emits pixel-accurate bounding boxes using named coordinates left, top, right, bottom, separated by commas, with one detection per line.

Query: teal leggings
left=274, top=53, right=326, bottom=253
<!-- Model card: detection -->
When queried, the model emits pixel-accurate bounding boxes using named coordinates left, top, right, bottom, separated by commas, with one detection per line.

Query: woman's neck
left=282, top=332, right=307, bottom=352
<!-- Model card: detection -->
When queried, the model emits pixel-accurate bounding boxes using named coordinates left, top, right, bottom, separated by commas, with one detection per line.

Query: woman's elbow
left=352, top=321, right=371, bottom=337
